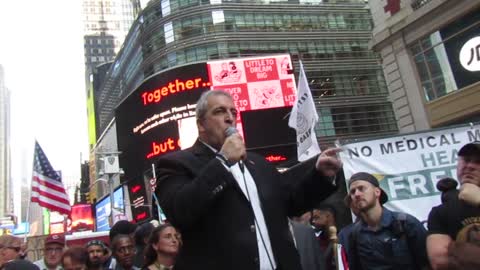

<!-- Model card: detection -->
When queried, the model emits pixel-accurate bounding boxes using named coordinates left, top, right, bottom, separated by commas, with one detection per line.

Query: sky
left=0, top=1, right=89, bottom=214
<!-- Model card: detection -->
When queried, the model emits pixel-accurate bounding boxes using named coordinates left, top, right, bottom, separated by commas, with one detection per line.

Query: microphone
left=225, top=126, right=238, bottom=137
left=224, top=127, right=245, bottom=173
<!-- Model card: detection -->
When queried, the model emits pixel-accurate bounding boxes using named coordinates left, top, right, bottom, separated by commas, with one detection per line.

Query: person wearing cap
left=0, top=235, right=23, bottom=268
left=345, top=172, right=428, bottom=270
left=86, top=240, right=108, bottom=270
left=34, top=234, right=65, bottom=270
left=427, top=141, right=480, bottom=270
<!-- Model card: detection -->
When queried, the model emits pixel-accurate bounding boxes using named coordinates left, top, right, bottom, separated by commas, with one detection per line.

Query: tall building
left=88, top=0, right=398, bottom=221
left=82, top=0, right=136, bottom=86
left=0, top=65, right=12, bottom=217
left=368, top=0, right=480, bottom=131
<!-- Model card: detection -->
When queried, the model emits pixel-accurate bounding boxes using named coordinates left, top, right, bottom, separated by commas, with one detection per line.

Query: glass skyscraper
left=93, top=0, right=398, bottom=144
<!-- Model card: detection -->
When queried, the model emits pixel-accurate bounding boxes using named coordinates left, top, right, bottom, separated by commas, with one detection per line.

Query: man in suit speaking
left=154, top=90, right=341, bottom=270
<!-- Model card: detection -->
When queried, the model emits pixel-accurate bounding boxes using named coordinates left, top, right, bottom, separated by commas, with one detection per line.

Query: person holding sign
left=427, top=141, right=480, bottom=270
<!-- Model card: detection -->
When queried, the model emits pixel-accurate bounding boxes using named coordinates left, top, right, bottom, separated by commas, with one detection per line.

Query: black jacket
left=154, top=140, right=336, bottom=270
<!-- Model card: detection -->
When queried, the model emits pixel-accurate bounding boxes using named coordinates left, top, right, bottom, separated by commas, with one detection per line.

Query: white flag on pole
left=288, top=61, right=321, bottom=161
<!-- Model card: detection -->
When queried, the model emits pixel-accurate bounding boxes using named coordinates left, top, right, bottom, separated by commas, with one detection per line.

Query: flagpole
left=25, top=140, right=37, bottom=243
left=24, top=193, right=32, bottom=243
left=151, top=163, right=164, bottom=224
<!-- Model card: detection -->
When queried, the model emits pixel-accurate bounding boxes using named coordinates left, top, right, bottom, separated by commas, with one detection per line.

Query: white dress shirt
left=201, top=141, right=277, bottom=269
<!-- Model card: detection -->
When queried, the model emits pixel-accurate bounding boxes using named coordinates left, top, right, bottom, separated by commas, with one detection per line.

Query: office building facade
left=93, top=0, right=398, bottom=144
left=82, top=0, right=135, bottom=88
left=368, top=0, right=480, bottom=131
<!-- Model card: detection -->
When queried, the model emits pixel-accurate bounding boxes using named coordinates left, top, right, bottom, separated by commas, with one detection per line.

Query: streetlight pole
left=108, top=174, right=115, bottom=225
left=96, top=152, right=123, bottom=226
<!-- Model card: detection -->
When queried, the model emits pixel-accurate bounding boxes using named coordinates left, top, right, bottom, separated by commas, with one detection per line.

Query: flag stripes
left=31, top=141, right=71, bottom=215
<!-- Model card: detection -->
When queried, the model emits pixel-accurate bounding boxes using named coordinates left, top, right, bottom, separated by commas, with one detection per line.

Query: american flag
left=31, top=141, right=71, bottom=215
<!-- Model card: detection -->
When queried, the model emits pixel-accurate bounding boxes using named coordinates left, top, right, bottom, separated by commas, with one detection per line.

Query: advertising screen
left=115, top=54, right=297, bottom=222
left=71, top=204, right=94, bottom=232
left=95, top=187, right=124, bottom=232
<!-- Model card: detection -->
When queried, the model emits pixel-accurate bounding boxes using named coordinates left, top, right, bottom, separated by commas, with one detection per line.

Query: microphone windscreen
left=225, top=127, right=238, bottom=137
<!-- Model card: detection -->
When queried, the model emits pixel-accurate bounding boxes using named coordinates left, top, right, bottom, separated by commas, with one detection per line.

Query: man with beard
left=86, top=240, right=108, bottom=270
left=427, top=141, right=480, bottom=270
left=344, top=172, right=428, bottom=270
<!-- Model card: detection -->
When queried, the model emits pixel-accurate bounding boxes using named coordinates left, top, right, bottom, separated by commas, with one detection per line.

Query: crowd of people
left=0, top=220, right=181, bottom=270
left=0, top=90, right=478, bottom=270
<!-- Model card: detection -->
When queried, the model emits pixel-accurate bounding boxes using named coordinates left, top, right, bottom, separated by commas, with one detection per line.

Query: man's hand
left=459, top=183, right=480, bottom=206
left=315, top=148, right=342, bottom=177
left=219, top=133, right=246, bottom=163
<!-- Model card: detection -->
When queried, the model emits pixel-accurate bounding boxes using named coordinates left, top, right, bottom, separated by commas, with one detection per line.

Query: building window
left=164, top=21, right=174, bottom=43
left=410, top=8, right=480, bottom=102
left=410, top=31, right=457, bottom=102
left=315, top=104, right=397, bottom=137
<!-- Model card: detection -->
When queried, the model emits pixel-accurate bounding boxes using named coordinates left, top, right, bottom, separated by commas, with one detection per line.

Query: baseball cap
left=348, top=172, right=388, bottom=204
left=458, top=141, right=480, bottom=157
left=45, top=234, right=65, bottom=246
left=86, top=239, right=107, bottom=250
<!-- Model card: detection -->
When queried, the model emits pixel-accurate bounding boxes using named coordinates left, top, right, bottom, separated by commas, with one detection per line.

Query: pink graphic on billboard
left=247, top=80, right=284, bottom=110
left=209, top=60, right=246, bottom=85
left=244, top=57, right=279, bottom=82
left=281, top=79, right=296, bottom=106
left=277, top=56, right=294, bottom=79
left=214, top=84, right=250, bottom=111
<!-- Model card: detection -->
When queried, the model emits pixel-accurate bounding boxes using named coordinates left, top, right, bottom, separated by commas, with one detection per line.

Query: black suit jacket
left=154, top=140, right=336, bottom=270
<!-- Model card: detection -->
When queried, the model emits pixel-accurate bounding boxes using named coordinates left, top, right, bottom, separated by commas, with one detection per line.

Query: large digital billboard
left=71, top=204, right=94, bottom=232
left=115, top=54, right=298, bottom=222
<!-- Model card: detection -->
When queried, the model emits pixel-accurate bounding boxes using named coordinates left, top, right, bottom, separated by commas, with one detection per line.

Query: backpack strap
left=347, top=221, right=363, bottom=270
left=392, top=211, right=427, bottom=270
left=392, top=212, right=407, bottom=238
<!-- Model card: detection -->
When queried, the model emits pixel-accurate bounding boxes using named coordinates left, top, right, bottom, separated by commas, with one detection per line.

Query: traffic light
left=86, top=192, right=91, bottom=204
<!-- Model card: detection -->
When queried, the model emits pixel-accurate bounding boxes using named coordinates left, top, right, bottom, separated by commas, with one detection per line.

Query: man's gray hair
left=195, top=90, right=233, bottom=121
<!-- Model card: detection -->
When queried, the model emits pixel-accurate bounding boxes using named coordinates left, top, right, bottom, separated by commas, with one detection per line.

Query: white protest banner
left=339, top=124, right=480, bottom=222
